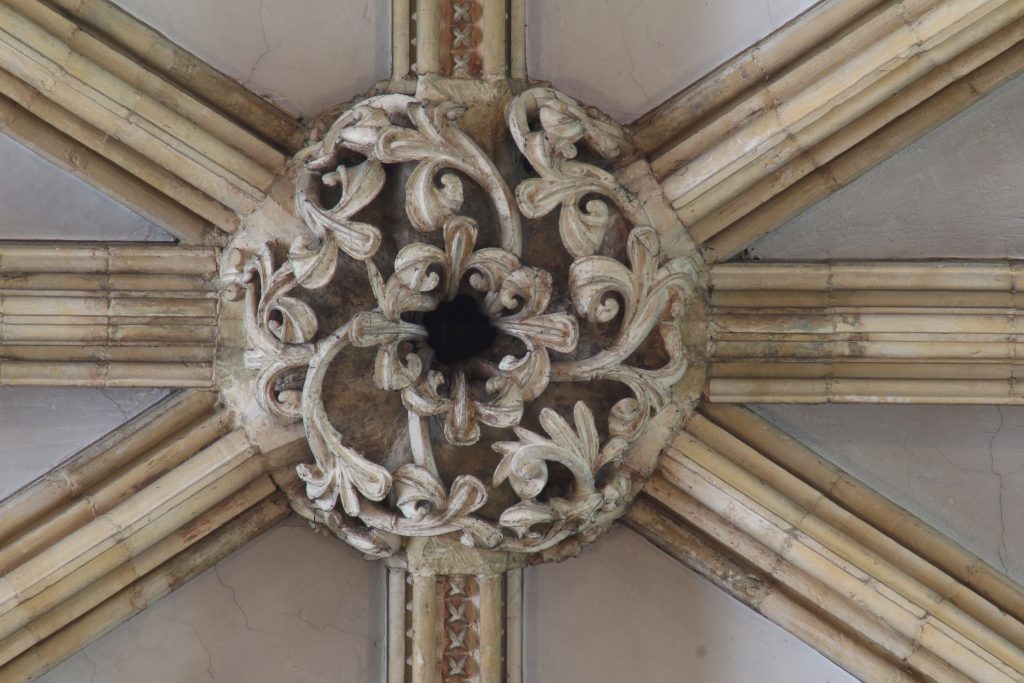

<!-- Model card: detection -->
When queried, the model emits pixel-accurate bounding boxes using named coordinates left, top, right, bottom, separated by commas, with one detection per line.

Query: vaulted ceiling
left=1, top=1, right=1023, bottom=681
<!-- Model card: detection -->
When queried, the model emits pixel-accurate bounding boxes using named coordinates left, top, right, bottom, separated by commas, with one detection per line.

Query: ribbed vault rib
left=0, top=242, right=219, bottom=388
left=44, top=0, right=305, bottom=153
left=708, top=261, right=1024, bottom=403
left=627, top=403, right=1024, bottom=683
left=0, top=391, right=302, bottom=682
left=631, top=0, right=1024, bottom=262
left=0, top=0, right=301, bottom=243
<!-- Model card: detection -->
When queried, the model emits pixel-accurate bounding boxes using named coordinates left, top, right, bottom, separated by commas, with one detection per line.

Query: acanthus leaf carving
left=507, top=87, right=637, bottom=259
left=223, top=86, right=702, bottom=559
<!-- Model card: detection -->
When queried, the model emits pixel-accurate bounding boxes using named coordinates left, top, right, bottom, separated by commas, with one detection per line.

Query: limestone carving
left=224, top=86, right=700, bottom=558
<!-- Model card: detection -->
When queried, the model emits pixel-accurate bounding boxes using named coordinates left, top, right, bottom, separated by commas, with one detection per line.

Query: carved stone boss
left=221, top=85, right=707, bottom=563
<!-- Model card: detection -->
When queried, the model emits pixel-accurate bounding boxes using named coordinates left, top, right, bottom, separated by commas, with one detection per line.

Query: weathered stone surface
left=220, top=81, right=708, bottom=565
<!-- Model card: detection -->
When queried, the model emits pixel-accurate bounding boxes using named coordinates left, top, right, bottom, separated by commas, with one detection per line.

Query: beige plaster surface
left=527, top=0, right=818, bottom=121
left=38, top=518, right=386, bottom=683
left=111, top=0, right=389, bottom=119
left=526, top=525, right=859, bottom=682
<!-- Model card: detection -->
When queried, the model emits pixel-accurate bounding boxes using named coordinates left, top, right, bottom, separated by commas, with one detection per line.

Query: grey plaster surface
left=39, top=518, right=386, bottom=683
left=527, top=0, right=817, bottom=121
left=0, top=128, right=171, bottom=501
left=753, top=404, right=1024, bottom=586
left=0, top=388, right=169, bottom=501
left=526, top=525, right=859, bottom=682
left=0, top=133, right=169, bottom=241
left=747, top=74, right=1024, bottom=260
left=744, top=71, right=1024, bottom=588
left=111, top=0, right=389, bottom=120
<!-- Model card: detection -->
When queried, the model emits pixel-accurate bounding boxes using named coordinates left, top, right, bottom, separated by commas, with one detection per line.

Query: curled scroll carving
left=224, top=87, right=700, bottom=558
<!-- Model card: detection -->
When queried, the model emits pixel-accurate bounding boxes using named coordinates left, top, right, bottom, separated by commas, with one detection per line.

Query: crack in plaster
left=987, top=406, right=1011, bottom=575
left=97, top=389, right=132, bottom=424
left=283, top=606, right=376, bottom=676
left=285, top=607, right=371, bottom=641
left=213, top=565, right=267, bottom=634
left=81, top=650, right=99, bottom=683
left=765, top=0, right=777, bottom=29
left=236, top=0, right=305, bottom=118
left=243, top=0, right=272, bottom=88
left=169, top=603, right=217, bottom=682
left=620, top=2, right=653, bottom=121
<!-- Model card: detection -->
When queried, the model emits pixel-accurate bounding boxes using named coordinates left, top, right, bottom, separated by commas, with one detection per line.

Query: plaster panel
left=0, top=388, right=168, bottom=501
left=527, top=0, right=818, bottom=122
left=0, top=133, right=168, bottom=241
left=747, top=74, right=1024, bottom=260
left=38, top=518, right=385, bottom=683
left=752, top=404, right=1024, bottom=585
left=112, top=0, right=389, bottom=119
left=526, top=525, right=859, bottom=682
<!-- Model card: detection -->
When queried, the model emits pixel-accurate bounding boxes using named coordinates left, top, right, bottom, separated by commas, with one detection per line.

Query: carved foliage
left=229, top=88, right=697, bottom=556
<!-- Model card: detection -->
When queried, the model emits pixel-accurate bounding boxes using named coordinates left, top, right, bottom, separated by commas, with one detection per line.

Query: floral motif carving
left=443, top=576, right=477, bottom=681
left=225, top=87, right=698, bottom=557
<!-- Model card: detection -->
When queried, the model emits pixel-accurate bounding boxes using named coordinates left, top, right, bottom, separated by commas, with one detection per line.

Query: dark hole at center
left=422, top=294, right=497, bottom=365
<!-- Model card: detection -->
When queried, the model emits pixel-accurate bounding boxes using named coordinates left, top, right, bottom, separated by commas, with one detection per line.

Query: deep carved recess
left=221, top=85, right=707, bottom=562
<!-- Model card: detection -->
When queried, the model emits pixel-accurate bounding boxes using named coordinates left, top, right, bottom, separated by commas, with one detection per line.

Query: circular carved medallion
left=222, top=86, right=707, bottom=562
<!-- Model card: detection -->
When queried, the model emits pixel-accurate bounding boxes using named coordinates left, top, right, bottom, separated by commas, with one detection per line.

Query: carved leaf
left=299, top=202, right=382, bottom=262
left=406, top=164, right=465, bottom=233
left=567, top=256, right=631, bottom=324
left=289, top=234, right=339, bottom=290
left=472, top=377, right=524, bottom=431
left=492, top=402, right=600, bottom=500
left=393, top=464, right=447, bottom=521
left=508, top=87, right=638, bottom=258
left=496, top=314, right=578, bottom=354
left=255, top=358, right=308, bottom=423
left=393, top=242, right=445, bottom=293
left=267, top=296, right=319, bottom=344
left=499, top=501, right=556, bottom=539
left=305, top=397, right=394, bottom=514
left=324, top=160, right=386, bottom=217
left=441, top=217, right=477, bottom=299
left=443, top=475, right=489, bottom=519
left=377, top=101, right=522, bottom=254
left=349, top=311, right=426, bottom=347
left=296, top=161, right=385, bottom=262
left=277, top=89, right=687, bottom=556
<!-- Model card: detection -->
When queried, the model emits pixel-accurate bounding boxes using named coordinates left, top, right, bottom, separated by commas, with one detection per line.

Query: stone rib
left=631, top=0, right=1024, bottom=262
left=627, top=403, right=1024, bottom=682
left=0, top=242, right=219, bottom=388
left=0, top=0, right=300, bottom=242
left=0, top=391, right=297, bottom=681
left=708, top=261, right=1024, bottom=404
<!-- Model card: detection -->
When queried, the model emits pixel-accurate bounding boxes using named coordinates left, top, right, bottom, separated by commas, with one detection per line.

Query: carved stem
left=409, top=414, right=442, bottom=480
